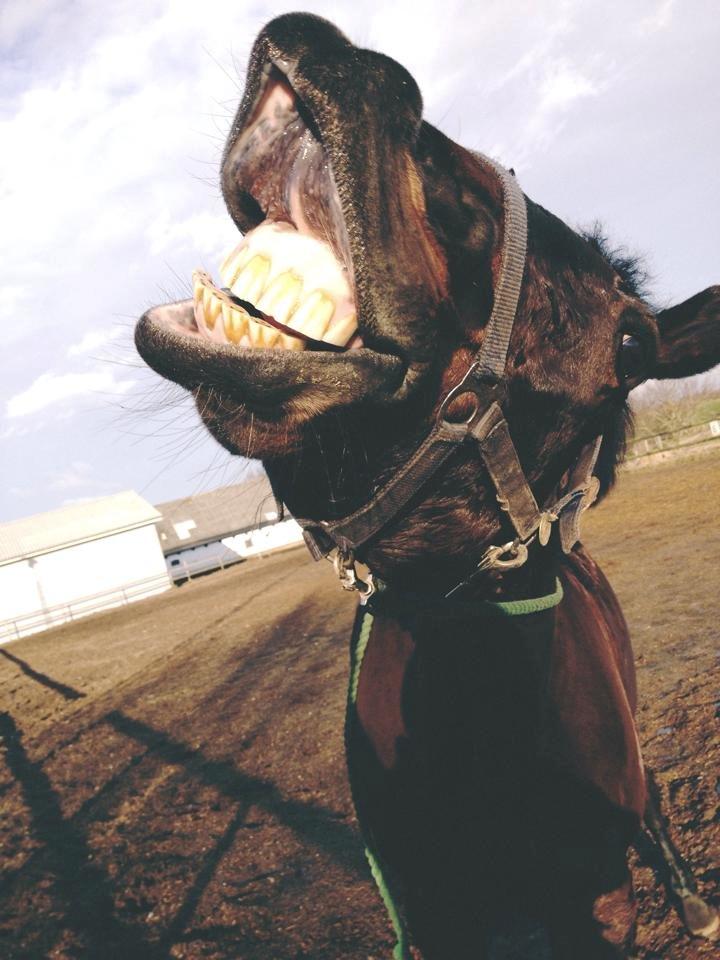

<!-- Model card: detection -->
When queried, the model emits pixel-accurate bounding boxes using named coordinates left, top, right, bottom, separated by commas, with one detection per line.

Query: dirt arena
left=1, top=449, right=718, bottom=959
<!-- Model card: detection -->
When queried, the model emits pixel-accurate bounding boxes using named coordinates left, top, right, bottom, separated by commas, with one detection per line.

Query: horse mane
left=580, top=221, right=654, bottom=305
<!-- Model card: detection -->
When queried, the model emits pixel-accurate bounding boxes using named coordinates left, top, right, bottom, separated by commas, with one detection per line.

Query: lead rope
left=346, top=582, right=565, bottom=959
left=346, top=609, right=411, bottom=960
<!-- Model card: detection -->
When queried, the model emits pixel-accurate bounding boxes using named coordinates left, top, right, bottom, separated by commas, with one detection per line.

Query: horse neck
left=366, top=551, right=562, bottom=740
left=376, top=541, right=561, bottom=607
left=369, top=544, right=562, bottom=658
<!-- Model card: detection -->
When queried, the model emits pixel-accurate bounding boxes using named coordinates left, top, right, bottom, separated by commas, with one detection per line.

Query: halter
left=296, top=153, right=601, bottom=600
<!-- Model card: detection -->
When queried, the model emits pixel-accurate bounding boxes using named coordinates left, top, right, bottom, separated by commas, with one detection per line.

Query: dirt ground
left=1, top=449, right=718, bottom=960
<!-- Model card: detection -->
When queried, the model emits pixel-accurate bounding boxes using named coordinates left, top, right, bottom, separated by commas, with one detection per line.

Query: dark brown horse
left=135, top=14, right=719, bottom=958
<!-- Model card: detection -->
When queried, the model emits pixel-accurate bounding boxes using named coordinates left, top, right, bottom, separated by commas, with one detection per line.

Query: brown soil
left=1, top=450, right=718, bottom=959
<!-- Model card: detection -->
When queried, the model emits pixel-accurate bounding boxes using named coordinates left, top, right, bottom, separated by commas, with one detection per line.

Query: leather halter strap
left=296, top=153, right=601, bottom=593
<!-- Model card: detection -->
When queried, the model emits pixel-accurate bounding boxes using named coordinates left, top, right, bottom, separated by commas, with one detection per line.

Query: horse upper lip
left=219, top=59, right=362, bottom=345
left=135, top=18, right=437, bottom=413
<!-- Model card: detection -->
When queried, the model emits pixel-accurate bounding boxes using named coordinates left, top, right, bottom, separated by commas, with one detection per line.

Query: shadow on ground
left=0, top=453, right=718, bottom=959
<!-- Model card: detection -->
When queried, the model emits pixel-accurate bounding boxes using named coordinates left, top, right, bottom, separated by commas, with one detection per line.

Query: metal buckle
left=329, top=549, right=376, bottom=601
left=478, top=539, right=529, bottom=572
left=444, top=538, right=531, bottom=599
left=537, top=510, right=557, bottom=547
left=437, top=362, right=504, bottom=427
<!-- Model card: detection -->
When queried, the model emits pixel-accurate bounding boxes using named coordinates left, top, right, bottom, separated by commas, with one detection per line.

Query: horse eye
left=619, top=333, right=645, bottom=381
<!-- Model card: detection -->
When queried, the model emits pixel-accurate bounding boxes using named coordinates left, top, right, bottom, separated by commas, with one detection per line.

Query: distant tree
left=630, top=379, right=718, bottom=439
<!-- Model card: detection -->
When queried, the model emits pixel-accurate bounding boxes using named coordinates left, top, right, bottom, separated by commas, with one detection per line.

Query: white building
left=0, top=492, right=171, bottom=642
left=156, top=474, right=304, bottom=582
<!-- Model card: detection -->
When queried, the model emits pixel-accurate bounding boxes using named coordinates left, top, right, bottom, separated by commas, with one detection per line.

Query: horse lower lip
left=135, top=299, right=406, bottom=407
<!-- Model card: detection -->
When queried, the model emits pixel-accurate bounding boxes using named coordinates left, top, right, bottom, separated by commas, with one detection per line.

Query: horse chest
left=347, top=573, right=646, bottom=889
left=353, top=610, right=554, bottom=801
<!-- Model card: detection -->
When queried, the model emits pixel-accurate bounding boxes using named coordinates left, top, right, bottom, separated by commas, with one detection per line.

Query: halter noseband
left=295, top=153, right=601, bottom=600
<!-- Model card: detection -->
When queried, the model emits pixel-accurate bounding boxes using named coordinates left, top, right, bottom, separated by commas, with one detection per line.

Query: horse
left=135, top=13, right=719, bottom=958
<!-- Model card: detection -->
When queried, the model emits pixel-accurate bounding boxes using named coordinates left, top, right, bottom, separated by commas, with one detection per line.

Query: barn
left=156, top=474, right=304, bottom=582
left=0, top=491, right=171, bottom=642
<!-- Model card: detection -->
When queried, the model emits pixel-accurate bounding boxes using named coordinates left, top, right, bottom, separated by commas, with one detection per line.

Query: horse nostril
left=513, top=349, right=526, bottom=368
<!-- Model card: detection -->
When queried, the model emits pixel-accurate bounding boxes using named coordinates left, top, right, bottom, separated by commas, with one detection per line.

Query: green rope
left=347, top=610, right=412, bottom=960
left=368, top=577, right=564, bottom=620
left=483, top=577, right=563, bottom=616
left=349, top=608, right=373, bottom=703
left=365, top=846, right=410, bottom=960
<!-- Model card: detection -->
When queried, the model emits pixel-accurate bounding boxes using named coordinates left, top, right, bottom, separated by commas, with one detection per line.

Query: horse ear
left=654, top=285, right=720, bottom=379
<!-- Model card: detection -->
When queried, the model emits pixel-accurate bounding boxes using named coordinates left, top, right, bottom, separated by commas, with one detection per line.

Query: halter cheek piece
left=296, top=154, right=602, bottom=600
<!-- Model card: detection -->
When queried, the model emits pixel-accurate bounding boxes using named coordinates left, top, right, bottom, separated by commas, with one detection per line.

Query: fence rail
left=0, top=573, right=171, bottom=643
left=625, top=419, right=720, bottom=461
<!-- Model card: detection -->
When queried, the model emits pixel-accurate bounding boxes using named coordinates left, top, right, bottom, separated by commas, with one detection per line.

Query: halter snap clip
left=330, top=548, right=376, bottom=602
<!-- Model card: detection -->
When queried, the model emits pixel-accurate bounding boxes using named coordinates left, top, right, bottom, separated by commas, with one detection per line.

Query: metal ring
left=493, top=542, right=529, bottom=570
left=438, top=362, right=485, bottom=424
left=438, top=388, right=483, bottom=425
left=437, top=362, right=503, bottom=426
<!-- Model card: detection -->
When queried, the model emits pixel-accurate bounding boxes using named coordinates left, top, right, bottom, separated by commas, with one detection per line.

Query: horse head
left=135, top=12, right=720, bottom=595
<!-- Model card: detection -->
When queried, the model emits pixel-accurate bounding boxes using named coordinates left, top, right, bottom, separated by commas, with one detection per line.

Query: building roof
left=154, top=473, right=280, bottom=553
left=0, top=491, right=162, bottom=566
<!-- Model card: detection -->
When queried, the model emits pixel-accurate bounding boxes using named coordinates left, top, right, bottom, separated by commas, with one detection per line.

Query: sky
left=1, top=0, right=718, bottom=521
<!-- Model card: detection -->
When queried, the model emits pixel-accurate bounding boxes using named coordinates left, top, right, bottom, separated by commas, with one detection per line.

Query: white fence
left=626, top=419, right=720, bottom=462
left=0, top=573, right=171, bottom=644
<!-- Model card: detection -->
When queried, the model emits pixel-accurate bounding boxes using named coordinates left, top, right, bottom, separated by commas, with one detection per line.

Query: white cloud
left=0, top=0, right=246, bottom=353
left=61, top=496, right=100, bottom=507
left=0, top=423, right=31, bottom=440
left=47, top=460, right=123, bottom=497
left=0, top=0, right=56, bottom=47
left=494, top=56, right=604, bottom=169
left=50, top=460, right=95, bottom=490
left=67, top=327, right=124, bottom=357
left=146, top=209, right=238, bottom=262
left=6, top=370, right=136, bottom=419
left=0, top=284, right=26, bottom=319
left=637, top=0, right=676, bottom=34
left=537, top=61, right=598, bottom=112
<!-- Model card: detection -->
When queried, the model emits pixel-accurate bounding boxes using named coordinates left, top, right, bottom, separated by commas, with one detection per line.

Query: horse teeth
left=222, top=302, right=248, bottom=343
left=219, top=244, right=252, bottom=288
left=322, top=312, right=358, bottom=347
left=192, top=276, right=205, bottom=327
left=246, top=316, right=265, bottom=347
left=255, top=271, right=303, bottom=345
left=202, top=287, right=220, bottom=331
left=231, top=255, right=270, bottom=305
left=192, top=259, right=357, bottom=352
left=287, top=290, right=335, bottom=340
left=219, top=222, right=355, bottom=329
left=193, top=293, right=206, bottom=329
left=278, top=331, right=307, bottom=351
